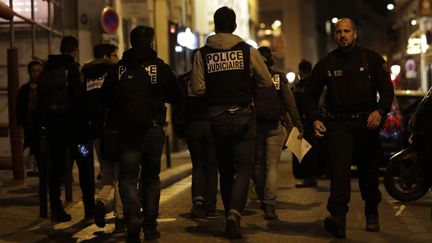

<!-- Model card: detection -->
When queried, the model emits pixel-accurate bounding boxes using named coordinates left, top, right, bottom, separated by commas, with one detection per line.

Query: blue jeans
left=95, top=136, right=123, bottom=219
left=118, top=125, right=165, bottom=236
left=253, top=121, right=286, bottom=206
left=186, top=120, right=218, bottom=212
left=210, top=110, right=256, bottom=216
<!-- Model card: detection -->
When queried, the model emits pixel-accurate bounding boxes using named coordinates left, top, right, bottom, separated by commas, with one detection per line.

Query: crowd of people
left=15, top=6, right=394, bottom=242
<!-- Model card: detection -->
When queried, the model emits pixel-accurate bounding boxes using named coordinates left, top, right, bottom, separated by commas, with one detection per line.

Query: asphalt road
left=1, top=150, right=432, bottom=243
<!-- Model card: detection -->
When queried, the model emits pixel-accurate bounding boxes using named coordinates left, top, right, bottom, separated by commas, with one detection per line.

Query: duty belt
left=325, top=112, right=370, bottom=121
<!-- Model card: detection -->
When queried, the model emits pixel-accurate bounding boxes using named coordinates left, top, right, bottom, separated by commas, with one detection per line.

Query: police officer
left=107, top=26, right=184, bottom=242
left=303, top=18, right=394, bottom=238
left=253, top=46, right=303, bottom=220
left=191, top=6, right=272, bottom=239
left=293, top=59, right=319, bottom=187
left=81, top=43, right=125, bottom=230
left=173, top=49, right=218, bottom=219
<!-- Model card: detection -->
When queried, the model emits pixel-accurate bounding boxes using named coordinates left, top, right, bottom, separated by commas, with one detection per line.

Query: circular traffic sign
left=101, top=7, right=119, bottom=33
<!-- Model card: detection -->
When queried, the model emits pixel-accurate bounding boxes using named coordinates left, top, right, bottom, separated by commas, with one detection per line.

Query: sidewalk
left=0, top=150, right=192, bottom=242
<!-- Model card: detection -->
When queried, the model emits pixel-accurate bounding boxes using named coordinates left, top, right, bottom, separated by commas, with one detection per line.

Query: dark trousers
left=47, top=134, right=68, bottom=212
left=210, top=110, right=256, bottom=215
left=118, top=125, right=165, bottom=236
left=72, top=141, right=95, bottom=217
left=325, top=120, right=382, bottom=216
left=186, top=120, right=218, bottom=212
left=47, top=136, right=96, bottom=215
left=292, top=120, right=325, bottom=179
left=292, top=126, right=318, bottom=179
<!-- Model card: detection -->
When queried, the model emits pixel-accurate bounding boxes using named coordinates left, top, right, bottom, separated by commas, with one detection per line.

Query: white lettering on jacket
left=206, top=50, right=244, bottom=73
left=144, top=65, right=157, bottom=84
left=272, top=74, right=280, bottom=90
left=86, top=73, right=108, bottom=91
left=118, top=65, right=126, bottom=80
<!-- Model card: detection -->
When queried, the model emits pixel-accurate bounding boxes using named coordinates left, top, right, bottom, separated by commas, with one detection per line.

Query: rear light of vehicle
left=380, top=113, right=402, bottom=138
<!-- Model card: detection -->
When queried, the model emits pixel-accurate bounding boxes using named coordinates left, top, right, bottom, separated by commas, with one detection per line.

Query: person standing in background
left=293, top=59, right=318, bottom=188
left=17, top=59, right=44, bottom=177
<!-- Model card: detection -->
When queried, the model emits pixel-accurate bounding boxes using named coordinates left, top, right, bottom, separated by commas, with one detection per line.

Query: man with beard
left=303, top=18, right=394, bottom=238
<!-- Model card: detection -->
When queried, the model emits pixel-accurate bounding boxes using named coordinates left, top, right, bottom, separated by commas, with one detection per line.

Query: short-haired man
left=37, top=35, right=86, bottom=222
left=106, top=26, right=184, bottom=242
left=81, top=43, right=124, bottom=230
left=191, top=6, right=273, bottom=239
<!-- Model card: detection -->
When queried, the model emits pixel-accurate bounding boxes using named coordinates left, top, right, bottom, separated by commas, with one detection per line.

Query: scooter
left=384, top=87, right=432, bottom=202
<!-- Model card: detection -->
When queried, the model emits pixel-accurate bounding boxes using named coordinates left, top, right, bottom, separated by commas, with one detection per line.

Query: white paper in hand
left=286, top=127, right=312, bottom=163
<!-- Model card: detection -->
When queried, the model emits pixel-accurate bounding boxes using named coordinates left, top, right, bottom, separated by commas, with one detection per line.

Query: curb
left=160, top=163, right=192, bottom=189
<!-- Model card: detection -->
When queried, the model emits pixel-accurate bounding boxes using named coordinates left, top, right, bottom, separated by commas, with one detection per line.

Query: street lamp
left=387, top=3, right=395, bottom=11
left=286, top=72, right=296, bottom=84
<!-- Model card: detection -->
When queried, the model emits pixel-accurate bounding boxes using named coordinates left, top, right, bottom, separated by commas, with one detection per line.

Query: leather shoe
left=324, top=215, right=346, bottom=238
left=366, top=214, right=380, bottom=232
left=51, top=210, right=72, bottom=223
left=225, top=212, right=242, bottom=239
left=262, top=204, right=278, bottom=220
left=94, top=201, right=106, bottom=228
left=144, top=228, right=161, bottom=240
left=295, top=178, right=317, bottom=188
left=190, top=200, right=206, bottom=218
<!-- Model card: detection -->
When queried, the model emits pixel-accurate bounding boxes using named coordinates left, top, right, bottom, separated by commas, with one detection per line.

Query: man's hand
left=367, top=110, right=382, bottom=130
left=313, top=120, right=326, bottom=137
left=178, top=138, right=187, bottom=145
left=18, top=126, right=24, bottom=139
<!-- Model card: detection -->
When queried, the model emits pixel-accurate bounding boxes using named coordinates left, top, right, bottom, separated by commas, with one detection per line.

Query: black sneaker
left=365, top=214, right=380, bottom=232
left=262, top=204, right=278, bottom=220
left=94, top=201, right=106, bottom=228
left=190, top=201, right=206, bottom=218
left=225, top=212, right=242, bottom=239
left=51, top=210, right=72, bottom=223
left=324, top=215, right=346, bottom=238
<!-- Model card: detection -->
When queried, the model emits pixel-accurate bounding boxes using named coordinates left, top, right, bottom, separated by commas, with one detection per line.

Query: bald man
left=302, top=18, right=394, bottom=238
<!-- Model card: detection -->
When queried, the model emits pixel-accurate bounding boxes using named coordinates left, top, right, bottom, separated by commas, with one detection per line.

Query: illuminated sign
left=1, top=0, right=53, bottom=23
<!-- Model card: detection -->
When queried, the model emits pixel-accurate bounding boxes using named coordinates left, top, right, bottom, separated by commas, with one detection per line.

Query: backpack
left=254, top=84, right=282, bottom=122
left=116, top=60, right=166, bottom=127
left=37, top=63, right=71, bottom=115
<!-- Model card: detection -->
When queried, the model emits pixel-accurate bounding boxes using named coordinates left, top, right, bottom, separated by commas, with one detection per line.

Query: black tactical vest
left=115, top=59, right=165, bottom=127
left=200, top=42, right=253, bottom=106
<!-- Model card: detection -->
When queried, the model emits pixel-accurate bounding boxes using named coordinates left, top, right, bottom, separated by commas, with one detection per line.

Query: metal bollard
left=38, top=127, right=48, bottom=218
left=64, top=146, right=73, bottom=202
left=165, top=135, right=171, bottom=168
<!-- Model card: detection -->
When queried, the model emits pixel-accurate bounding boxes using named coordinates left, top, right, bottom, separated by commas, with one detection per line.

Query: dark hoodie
left=81, top=58, right=115, bottom=139
left=107, top=47, right=184, bottom=129
left=37, top=54, right=83, bottom=142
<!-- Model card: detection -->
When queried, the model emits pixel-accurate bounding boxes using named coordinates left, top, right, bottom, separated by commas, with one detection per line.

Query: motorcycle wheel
left=384, top=159, right=431, bottom=202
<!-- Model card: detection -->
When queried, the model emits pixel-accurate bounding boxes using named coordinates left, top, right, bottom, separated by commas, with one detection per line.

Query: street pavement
left=1, top=150, right=432, bottom=242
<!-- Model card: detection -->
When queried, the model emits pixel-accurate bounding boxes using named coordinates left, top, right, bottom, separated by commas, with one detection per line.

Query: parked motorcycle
left=384, top=87, right=432, bottom=202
